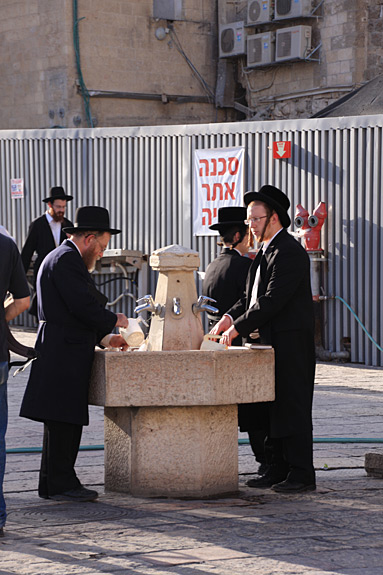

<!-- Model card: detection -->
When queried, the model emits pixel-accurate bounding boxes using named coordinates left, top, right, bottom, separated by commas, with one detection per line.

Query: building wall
left=218, top=0, right=383, bottom=120
left=2, top=1, right=383, bottom=129
left=0, top=0, right=74, bottom=129
left=0, top=0, right=229, bottom=130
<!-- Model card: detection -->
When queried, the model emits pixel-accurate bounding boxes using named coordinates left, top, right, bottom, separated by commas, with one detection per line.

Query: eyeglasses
left=244, top=216, right=268, bottom=226
left=85, top=234, right=108, bottom=254
left=94, top=239, right=108, bottom=254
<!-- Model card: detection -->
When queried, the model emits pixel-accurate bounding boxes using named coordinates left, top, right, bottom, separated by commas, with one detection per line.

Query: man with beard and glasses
left=211, top=185, right=316, bottom=494
left=21, top=186, right=74, bottom=317
left=20, top=207, right=129, bottom=503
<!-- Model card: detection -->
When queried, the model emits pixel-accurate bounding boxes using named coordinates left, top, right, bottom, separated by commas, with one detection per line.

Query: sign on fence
left=193, top=147, right=244, bottom=236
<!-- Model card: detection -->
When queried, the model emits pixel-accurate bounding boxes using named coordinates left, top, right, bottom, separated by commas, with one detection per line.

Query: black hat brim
left=244, top=191, right=291, bottom=228
left=43, top=195, right=73, bottom=203
left=63, top=225, right=121, bottom=235
left=209, top=220, right=246, bottom=231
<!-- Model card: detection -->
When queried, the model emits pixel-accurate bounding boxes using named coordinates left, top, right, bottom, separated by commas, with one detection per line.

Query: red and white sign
left=273, top=141, right=291, bottom=159
left=11, top=178, right=24, bottom=199
left=193, top=147, right=244, bottom=236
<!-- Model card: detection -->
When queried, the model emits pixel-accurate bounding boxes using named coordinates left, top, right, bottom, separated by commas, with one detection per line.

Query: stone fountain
left=89, top=245, right=274, bottom=498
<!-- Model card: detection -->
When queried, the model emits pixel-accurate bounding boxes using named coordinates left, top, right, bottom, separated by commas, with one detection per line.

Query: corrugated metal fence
left=1, top=115, right=382, bottom=366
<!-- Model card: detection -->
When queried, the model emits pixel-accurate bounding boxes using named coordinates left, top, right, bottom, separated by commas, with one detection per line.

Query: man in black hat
left=20, top=206, right=129, bottom=502
left=202, top=206, right=268, bottom=475
left=21, top=186, right=74, bottom=316
left=211, top=185, right=316, bottom=493
left=202, top=207, right=251, bottom=342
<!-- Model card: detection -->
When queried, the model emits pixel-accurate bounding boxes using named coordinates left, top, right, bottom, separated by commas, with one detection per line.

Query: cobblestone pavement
left=1, top=329, right=383, bottom=575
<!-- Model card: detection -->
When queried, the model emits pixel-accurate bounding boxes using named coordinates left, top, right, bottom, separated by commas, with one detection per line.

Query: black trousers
left=267, top=431, right=315, bottom=484
left=39, top=420, right=83, bottom=497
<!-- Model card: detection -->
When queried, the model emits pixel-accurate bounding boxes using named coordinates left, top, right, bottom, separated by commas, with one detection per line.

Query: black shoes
left=272, top=479, right=316, bottom=493
left=246, top=468, right=288, bottom=488
left=50, top=486, right=99, bottom=502
left=0, top=526, right=4, bottom=538
left=257, top=462, right=270, bottom=476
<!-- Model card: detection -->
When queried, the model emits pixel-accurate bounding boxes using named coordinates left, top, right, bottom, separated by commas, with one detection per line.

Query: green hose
left=6, top=438, right=383, bottom=454
left=239, top=438, right=383, bottom=444
left=6, top=444, right=104, bottom=454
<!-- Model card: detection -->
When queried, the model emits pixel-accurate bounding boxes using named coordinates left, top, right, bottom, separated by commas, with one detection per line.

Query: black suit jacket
left=21, top=214, right=73, bottom=286
left=20, top=240, right=117, bottom=426
left=228, top=229, right=316, bottom=437
left=202, top=248, right=252, bottom=319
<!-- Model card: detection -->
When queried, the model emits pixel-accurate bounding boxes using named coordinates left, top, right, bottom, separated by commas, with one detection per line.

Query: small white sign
left=11, top=178, right=24, bottom=199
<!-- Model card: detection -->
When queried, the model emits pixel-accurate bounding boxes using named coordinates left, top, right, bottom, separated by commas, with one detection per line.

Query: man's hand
left=5, top=295, right=30, bottom=322
left=220, top=326, right=239, bottom=347
left=115, top=313, right=129, bottom=328
left=209, top=314, right=232, bottom=335
left=108, top=334, right=129, bottom=351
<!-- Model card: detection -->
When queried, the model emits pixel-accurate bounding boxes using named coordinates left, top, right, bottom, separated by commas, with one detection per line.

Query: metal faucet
left=192, top=295, right=219, bottom=316
left=172, top=297, right=182, bottom=316
left=135, top=294, right=164, bottom=316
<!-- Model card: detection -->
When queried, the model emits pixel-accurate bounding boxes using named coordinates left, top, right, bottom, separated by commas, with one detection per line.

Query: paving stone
left=1, top=329, right=383, bottom=574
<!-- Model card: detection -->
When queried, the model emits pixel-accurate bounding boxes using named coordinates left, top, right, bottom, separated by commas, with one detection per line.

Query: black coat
left=20, top=240, right=117, bottom=426
left=228, top=229, right=316, bottom=437
left=21, top=214, right=73, bottom=286
left=202, top=248, right=252, bottom=319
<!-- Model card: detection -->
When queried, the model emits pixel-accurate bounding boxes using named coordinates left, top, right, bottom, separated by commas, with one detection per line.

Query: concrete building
left=1, top=0, right=383, bottom=129
left=0, top=0, right=229, bottom=129
left=218, top=0, right=383, bottom=120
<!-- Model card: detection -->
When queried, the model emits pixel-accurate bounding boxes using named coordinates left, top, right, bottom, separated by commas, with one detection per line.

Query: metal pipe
left=85, top=89, right=210, bottom=104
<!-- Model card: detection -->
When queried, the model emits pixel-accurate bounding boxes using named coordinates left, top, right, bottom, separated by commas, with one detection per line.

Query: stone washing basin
left=89, top=347, right=275, bottom=498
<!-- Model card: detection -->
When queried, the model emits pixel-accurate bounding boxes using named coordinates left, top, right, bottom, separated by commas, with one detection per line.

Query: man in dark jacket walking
left=211, top=185, right=316, bottom=493
left=20, top=206, right=129, bottom=502
left=21, top=186, right=73, bottom=316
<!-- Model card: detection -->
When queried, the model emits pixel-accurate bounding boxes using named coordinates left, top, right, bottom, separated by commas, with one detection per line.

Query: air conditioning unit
left=219, top=21, right=246, bottom=58
left=247, top=0, right=273, bottom=25
left=247, top=32, right=275, bottom=67
left=275, top=0, right=312, bottom=20
left=275, top=25, right=311, bottom=61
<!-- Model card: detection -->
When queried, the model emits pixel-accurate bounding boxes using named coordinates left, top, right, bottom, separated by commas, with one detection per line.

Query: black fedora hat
left=63, top=206, right=121, bottom=235
left=209, top=206, right=247, bottom=231
left=244, top=185, right=291, bottom=228
left=43, top=186, right=73, bottom=203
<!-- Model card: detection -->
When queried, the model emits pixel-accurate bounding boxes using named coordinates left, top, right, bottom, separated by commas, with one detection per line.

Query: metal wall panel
left=1, top=116, right=383, bottom=366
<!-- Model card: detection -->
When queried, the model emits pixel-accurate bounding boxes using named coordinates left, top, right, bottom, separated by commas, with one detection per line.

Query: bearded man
left=20, top=206, right=129, bottom=502
left=21, top=186, right=74, bottom=316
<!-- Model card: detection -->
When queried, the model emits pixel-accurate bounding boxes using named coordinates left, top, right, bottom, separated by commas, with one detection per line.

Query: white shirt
left=248, top=227, right=283, bottom=309
left=45, top=211, right=62, bottom=247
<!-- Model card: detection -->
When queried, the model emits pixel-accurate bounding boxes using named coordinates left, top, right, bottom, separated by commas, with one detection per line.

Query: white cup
left=119, top=318, right=145, bottom=347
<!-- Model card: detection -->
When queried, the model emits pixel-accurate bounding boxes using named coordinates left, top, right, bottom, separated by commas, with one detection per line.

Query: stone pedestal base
left=104, top=404, right=238, bottom=498
left=89, top=348, right=275, bottom=499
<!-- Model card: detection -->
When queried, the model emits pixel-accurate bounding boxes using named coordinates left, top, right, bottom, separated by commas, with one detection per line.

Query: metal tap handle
left=192, top=295, right=219, bottom=315
left=172, top=297, right=182, bottom=316
left=199, top=296, right=216, bottom=305
left=136, top=294, right=154, bottom=306
left=135, top=294, right=164, bottom=317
